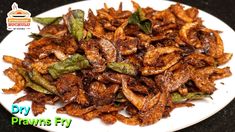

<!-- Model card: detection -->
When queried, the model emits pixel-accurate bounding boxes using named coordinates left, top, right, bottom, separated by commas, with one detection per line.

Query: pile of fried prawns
left=2, top=2, right=232, bottom=126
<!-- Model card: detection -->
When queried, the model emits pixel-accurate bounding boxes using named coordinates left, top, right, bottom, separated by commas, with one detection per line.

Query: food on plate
left=2, top=2, right=232, bottom=126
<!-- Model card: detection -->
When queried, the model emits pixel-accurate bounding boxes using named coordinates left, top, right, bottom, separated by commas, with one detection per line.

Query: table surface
left=0, top=0, right=234, bottom=132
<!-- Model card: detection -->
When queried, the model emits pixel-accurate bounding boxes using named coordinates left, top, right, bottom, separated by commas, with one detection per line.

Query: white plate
left=0, top=0, right=235, bottom=131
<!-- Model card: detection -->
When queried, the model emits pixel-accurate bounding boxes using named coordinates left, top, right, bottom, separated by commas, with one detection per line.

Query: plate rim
left=0, top=0, right=235, bottom=131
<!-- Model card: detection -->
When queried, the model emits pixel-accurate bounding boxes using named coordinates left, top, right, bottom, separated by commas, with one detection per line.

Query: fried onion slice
left=2, top=68, right=25, bottom=94
left=3, top=55, right=23, bottom=67
left=141, top=54, right=181, bottom=75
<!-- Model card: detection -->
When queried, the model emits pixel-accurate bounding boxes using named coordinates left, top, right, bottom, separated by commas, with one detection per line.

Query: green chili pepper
left=64, top=9, right=84, bottom=41
left=171, top=92, right=211, bottom=103
left=32, top=17, right=62, bottom=25
left=17, top=68, right=52, bottom=94
left=128, top=8, right=152, bottom=34
left=48, top=53, right=90, bottom=79
left=107, top=62, right=137, bottom=76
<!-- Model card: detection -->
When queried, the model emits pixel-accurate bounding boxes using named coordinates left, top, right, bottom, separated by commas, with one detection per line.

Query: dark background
left=0, top=0, right=234, bottom=132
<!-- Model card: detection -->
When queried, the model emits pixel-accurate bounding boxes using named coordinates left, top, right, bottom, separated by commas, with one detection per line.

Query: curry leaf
left=28, top=70, right=59, bottom=95
left=17, top=68, right=52, bottom=94
left=171, top=92, right=212, bottom=103
left=29, top=33, right=60, bottom=40
left=139, top=20, right=152, bottom=34
left=128, top=8, right=152, bottom=34
left=48, top=53, right=90, bottom=79
left=85, top=31, right=93, bottom=41
left=32, top=17, right=62, bottom=25
left=107, top=62, right=137, bottom=76
left=64, top=9, right=84, bottom=41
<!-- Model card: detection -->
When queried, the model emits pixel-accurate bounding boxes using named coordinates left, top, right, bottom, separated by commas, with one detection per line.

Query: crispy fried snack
left=2, top=2, right=232, bottom=126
